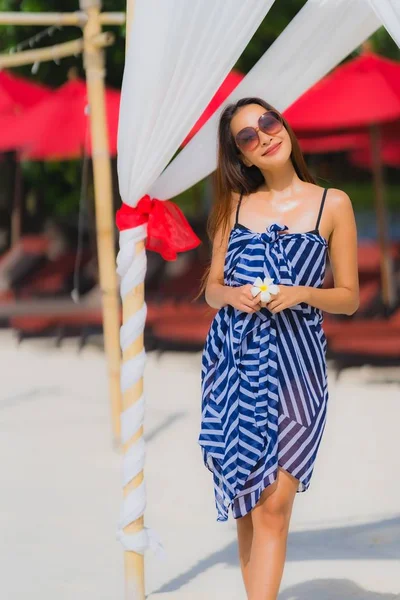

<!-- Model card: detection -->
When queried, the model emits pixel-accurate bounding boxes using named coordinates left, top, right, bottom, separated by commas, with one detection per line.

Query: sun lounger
left=8, top=286, right=104, bottom=345
left=0, top=235, right=49, bottom=298
left=151, top=301, right=217, bottom=352
left=16, top=251, right=91, bottom=298
left=326, top=304, right=400, bottom=377
left=329, top=334, right=400, bottom=379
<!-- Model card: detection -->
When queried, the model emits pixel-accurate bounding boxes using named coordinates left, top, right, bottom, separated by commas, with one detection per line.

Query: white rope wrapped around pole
left=117, top=215, right=158, bottom=598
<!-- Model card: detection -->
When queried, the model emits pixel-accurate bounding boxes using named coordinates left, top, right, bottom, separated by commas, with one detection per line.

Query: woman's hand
left=226, top=284, right=261, bottom=313
left=267, top=284, right=308, bottom=314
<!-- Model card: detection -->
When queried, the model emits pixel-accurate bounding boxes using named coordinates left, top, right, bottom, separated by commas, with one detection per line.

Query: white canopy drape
left=151, top=0, right=381, bottom=199
left=117, top=0, right=276, bottom=208
left=367, top=0, right=400, bottom=48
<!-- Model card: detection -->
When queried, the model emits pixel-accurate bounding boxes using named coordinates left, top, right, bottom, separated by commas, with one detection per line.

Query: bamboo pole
left=120, top=0, right=146, bottom=596
left=125, top=0, right=135, bottom=48
left=100, top=12, right=126, bottom=25
left=0, top=11, right=125, bottom=26
left=0, top=33, right=113, bottom=69
left=370, top=124, right=396, bottom=308
left=81, top=0, right=122, bottom=443
left=0, top=11, right=86, bottom=26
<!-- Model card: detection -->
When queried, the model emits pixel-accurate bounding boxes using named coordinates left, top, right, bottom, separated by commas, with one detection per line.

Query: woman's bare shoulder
left=303, top=182, right=329, bottom=197
left=325, top=187, right=351, bottom=208
left=328, top=188, right=354, bottom=236
left=306, top=183, right=351, bottom=208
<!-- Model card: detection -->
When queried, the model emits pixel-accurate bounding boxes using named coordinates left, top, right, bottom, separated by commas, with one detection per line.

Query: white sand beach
left=0, top=329, right=399, bottom=599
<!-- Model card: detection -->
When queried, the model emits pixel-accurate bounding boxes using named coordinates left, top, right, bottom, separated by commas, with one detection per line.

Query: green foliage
left=336, top=181, right=400, bottom=211
left=235, top=1, right=307, bottom=73
left=236, top=1, right=399, bottom=74
left=370, top=27, right=400, bottom=60
left=0, top=0, right=126, bottom=87
left=22, top=159, right=84, bottom=215
left=0, top=0, right=127, bottom=218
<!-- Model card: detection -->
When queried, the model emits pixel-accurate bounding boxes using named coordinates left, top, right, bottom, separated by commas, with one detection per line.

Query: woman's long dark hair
left=196, top=97, right=315, bottom=299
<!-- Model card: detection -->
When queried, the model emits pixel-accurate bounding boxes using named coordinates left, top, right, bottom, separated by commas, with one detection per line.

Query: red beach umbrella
left=0, top=70, right=50, bottom=114
left=285, top=51, right=400, bottom=308
left=181, top=69, right=244, bottom=146
left=350, top=140, right=400, bottom=169
left=298, top=122, right=400, bottom=160
left=284, top=52, right=400, bottom=130
left=0, top=71, right=51, bottom=246
left=0, top=78, right=120, bottom=159
left=298, top=132, right=368, bottom=154
left=0, top=86, right=16, bottom=117
left=349, top=121, right=400, bottom=169
left=298, top=120, right=400, bottom=160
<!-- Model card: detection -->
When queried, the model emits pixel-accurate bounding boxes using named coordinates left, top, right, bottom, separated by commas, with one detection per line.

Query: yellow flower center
left=260, top=284, right=268, bottom=291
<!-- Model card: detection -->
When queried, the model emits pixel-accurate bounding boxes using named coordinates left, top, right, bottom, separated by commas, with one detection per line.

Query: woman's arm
left=204, top=221, right=232, bottom=309
left=205, top=192, right=240, bottom=309
left=268, top=189, right=360, bottom=316
left=304, top=188, right=359, bottom=315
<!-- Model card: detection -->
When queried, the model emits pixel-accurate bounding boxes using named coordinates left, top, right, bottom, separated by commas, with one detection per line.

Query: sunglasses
left=235, top=110, right=284, bottom=153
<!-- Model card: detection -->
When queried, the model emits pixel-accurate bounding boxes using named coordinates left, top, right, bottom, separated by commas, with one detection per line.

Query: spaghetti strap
left=234, top=192, right=244, bottom=226
left=315, top=188, right=328, bottom=232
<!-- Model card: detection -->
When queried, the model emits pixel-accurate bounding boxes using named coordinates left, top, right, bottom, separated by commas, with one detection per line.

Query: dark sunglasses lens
left=259, top=111, right=283, bottom=135
left=236, top=127, right=258, bottom=151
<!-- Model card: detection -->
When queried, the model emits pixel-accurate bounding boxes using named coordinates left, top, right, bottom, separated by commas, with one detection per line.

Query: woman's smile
left=262, top=141, right=282, bottom=157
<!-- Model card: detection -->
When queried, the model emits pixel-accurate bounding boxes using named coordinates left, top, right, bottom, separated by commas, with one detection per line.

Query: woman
left=198, top=97, right=359, bottom=600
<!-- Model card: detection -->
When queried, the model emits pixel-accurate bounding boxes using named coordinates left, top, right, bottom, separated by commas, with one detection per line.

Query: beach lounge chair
left=15, top=250, right=91, bottom=298
left=327, top=306, right=400, bottom=377
left=9, top=286, right=104, bottom=345
left=151, top=301, right=217, bottom=352
left=0, top=235, right=49, bottom=303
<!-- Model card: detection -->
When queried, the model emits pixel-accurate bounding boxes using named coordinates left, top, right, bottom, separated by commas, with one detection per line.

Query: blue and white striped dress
left=199, top=189, right=329, bottom=522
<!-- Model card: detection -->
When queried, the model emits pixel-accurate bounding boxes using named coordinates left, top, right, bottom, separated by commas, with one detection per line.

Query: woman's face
left=230, top=103, right=292, bottom=170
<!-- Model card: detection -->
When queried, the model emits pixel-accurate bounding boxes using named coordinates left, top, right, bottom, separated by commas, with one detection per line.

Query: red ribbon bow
left=115, top=195, right=201, bottom=261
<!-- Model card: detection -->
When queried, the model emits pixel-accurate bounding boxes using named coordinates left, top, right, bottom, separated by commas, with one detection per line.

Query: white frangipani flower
left=251, top=276, right=279, bottom=303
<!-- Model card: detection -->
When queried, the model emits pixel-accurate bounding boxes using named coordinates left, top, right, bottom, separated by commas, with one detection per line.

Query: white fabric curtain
left=116, top=0, right=277, bottom=555
left=366, top=0, right=400, bottom=47
left=151, top=0, right=381, bottom=200
left=117, top=0, right=276, bottom=208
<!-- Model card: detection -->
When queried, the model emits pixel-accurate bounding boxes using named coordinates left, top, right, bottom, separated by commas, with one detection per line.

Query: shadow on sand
left=145, top=411, right=186, bottom=443
left=280, top=578, right=400, bottom=599
left=0, top=386, right=62, bottom=409
left=152, top=516, right=400, bottom=595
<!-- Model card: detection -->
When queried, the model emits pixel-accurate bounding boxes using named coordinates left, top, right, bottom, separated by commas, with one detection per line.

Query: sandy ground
left=0, top=329, right=399, bottom=600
